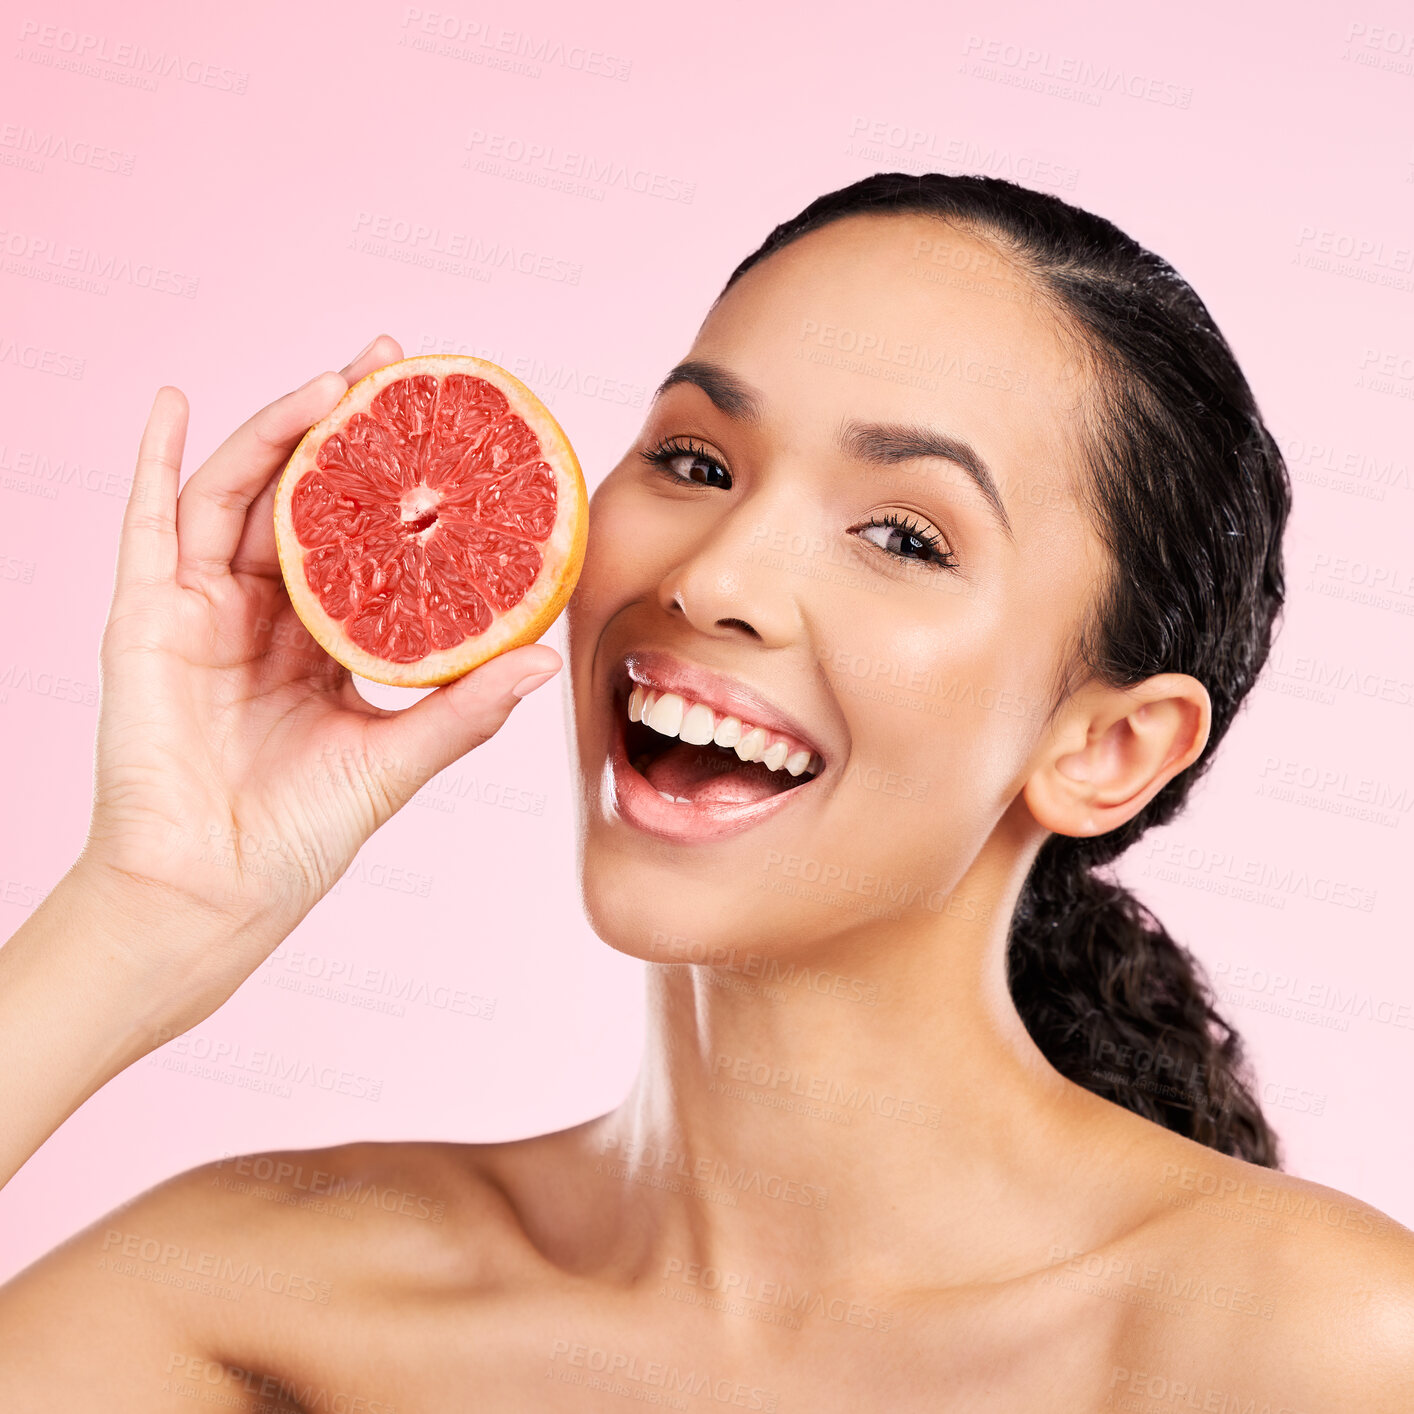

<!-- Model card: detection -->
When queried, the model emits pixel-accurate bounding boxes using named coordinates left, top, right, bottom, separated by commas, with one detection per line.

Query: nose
left=656, top=503, right=804, bottom=648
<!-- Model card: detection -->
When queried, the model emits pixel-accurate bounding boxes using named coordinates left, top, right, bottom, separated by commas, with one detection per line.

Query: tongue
left=640, top=740, right=790, bottom=806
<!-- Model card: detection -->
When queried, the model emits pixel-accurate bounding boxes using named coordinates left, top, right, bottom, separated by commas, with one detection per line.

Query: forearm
left=0, top=864, right=260, bottom=1188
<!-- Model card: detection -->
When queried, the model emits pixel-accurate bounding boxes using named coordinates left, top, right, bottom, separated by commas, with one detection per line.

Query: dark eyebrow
left=654, top=360, right=764, bottom=423
left=653, top=358, right=1013, bottom=543
left=837, top=420, right=1014, bottom=543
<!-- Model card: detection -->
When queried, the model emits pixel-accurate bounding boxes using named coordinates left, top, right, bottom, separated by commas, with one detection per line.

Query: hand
left=79, top=336, right=563, bottom=1002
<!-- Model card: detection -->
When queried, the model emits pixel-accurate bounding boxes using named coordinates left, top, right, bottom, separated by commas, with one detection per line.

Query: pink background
left=2, top=0, right=1412, bottom=1276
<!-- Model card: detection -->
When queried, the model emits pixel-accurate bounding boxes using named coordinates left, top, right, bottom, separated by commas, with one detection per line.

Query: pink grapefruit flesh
left=273, top=354, right=588, bottom=687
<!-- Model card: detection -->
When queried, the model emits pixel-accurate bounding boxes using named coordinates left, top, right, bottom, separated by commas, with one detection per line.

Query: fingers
left=227, top=470, right=285, bottom=580
left=339, top=333, right=403, bottom=384
left=174, top=371, right=347, bottom=584
left=361, top=645, right=563, bottom=808
left=230, top=335, right=405, bottom=581
left=114, top=387, right=187, bottom=594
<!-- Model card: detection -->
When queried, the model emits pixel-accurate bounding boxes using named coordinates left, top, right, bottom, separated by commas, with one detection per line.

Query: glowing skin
left=2, top=229, right=1410, bottom=1410
left=554, top=210, right=1218, bottom=1309
left=570, top=211, right=1122, bottom=955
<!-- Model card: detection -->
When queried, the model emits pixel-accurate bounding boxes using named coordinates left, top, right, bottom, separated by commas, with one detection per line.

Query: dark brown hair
left=719, top=172, right=1291, bottom=1166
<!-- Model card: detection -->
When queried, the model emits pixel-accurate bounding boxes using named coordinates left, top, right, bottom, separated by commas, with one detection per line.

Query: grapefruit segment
left=274, top=354, right=587, bottom=687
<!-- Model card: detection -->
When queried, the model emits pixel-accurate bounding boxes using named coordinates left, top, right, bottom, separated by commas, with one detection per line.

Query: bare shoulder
left=1236, top=1167, right=1414, bottom=1411
left=1117, top=1133, right=1414, bottom=1412
left=0, top=1135, right=548, bottom=1407
left=152, top=1134, right=553, bottom=1299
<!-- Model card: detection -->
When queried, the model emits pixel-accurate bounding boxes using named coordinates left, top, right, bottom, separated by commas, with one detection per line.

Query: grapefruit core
left=273, top=354, right=588, bottom=688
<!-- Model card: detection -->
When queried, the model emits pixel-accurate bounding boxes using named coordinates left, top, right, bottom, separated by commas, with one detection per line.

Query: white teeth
left=624, top=681, right=822, bottom=778
left=644, top=691, right=685, bottom=737
left=657, top=790, right=691, bottom=804
left=761, top=741, right=790, bottom=772
left=679, top=702, right=716, bottom=745
left=713, top=715, right=743, bottom=749
left=735, top=726, right=767, bottom=763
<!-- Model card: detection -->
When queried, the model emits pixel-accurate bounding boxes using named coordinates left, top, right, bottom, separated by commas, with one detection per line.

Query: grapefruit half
left=273, top=354, right=587, bottom=687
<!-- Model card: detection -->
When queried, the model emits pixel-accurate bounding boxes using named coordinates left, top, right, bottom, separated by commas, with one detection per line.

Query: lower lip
left=602, top=694, right=821, bottom=844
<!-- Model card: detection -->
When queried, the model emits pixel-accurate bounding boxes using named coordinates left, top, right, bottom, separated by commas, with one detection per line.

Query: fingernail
left=349, top=335, right=379, bottom=364
left=511, top=669, right=559, bottom=698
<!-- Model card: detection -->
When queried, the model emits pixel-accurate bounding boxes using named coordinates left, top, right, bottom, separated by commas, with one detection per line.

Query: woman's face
left=564, top=213, right=1111, bottom=962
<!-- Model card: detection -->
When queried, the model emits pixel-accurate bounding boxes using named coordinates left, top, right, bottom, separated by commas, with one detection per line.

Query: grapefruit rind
left=273, top=354, right=588, bottom=689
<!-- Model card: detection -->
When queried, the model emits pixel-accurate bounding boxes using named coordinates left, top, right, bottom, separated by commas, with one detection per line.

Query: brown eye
left=640, top=438, right=732, bottom=489
left=855, top=513, right=958, bottom=571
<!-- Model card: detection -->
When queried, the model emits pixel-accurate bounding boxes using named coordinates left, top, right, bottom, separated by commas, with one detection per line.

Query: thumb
left=364, top=644, right=563, bottom=808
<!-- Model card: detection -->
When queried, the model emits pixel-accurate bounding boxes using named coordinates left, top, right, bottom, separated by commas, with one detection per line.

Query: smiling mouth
left=614, top=678, right=825, bottom=809
left=625, top=719, right=817, bottom=806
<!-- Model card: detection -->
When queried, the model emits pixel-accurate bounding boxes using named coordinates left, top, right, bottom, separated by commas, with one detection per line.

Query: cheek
left=822, top=604, right=1033, bottom=820
left=565, top=480, right=631, bottom=642
left=569, top=475, right=667, bottom=621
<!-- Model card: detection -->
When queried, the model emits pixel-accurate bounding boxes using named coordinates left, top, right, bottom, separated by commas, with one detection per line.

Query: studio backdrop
left=2, top=0, right=1411, bottom=1279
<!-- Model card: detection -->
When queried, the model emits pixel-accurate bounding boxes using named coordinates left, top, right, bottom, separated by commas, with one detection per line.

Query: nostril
left=716, top=617, right=760, bottom=638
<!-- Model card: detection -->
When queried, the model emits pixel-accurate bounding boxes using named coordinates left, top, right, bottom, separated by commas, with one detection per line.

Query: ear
left=1023, top=673, right=1212, bottom=838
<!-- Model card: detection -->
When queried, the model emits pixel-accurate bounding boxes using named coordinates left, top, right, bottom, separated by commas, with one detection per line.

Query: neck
left=590, top=834, right=1124, bottom=1295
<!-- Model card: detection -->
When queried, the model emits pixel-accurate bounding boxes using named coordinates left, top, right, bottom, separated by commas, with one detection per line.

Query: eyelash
left=639, top=436, right=729, bottom=488
left=638, top=435, right=960, bottom=573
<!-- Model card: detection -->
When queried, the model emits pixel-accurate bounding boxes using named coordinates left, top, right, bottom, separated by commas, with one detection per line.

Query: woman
left=1, top=173, right=1409, bottom=1409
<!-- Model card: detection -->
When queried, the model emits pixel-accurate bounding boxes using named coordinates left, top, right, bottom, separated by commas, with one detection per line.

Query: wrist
left=47, top=859, right=283, bottom=1043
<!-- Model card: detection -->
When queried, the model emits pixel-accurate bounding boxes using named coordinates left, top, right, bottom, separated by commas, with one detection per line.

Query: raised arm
left=0, top=335, right=563, bottom=1189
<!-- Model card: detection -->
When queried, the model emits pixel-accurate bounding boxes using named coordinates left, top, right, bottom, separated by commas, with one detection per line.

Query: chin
left=575, top=836, right=739, bottom=964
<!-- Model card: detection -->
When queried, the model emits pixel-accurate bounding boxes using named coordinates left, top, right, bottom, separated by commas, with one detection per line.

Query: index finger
left=113, top=386, right=187, bottom=595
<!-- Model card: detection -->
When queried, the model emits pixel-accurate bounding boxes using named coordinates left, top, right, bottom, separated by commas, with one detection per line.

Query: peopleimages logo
left=1159, top=1163, right=1383, bottom=1235
left=844, top=117, right=1079, bottom=191
left=1141, top=838, right=1377, bottom=913
left=0, top=337, right=84, bottom=379
left=710, top=1053, right=943, bottom=1129
left=151, top=1029, right=383, bottom=1102
left=464, top=130, right=695, bottom=203
left=0, top=226, right=199, bottom=298
left=212, top=1154, right=447, bottom=1222
left=662, top=1257, right=896, bottom=1331
left=0, top=122, right=137, bottom=176
left=99, top=1230, right=331, bottom=1303
left=797, top=317, right=1029, bottom=392
left=547, top=1340, right=779, bottom=1410
left=0, top=662, right=98, bottom=705
left=162, top=1355, right=395, bottom=1414
left=596, top=1136, right=828, bottom=1210
left=16, top=20, right=250, bottom=93
left=350, top=210, right=581, bottom=284
left=960, top=35, right=1193, bottom=107
left=648, top=931, right=880, bottom=1005
left=398, top=8, right=631, bottom=81
left=261, top=944, right=496, bottom=1020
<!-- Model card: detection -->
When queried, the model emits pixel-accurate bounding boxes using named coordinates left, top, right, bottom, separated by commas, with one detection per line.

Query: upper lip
left=615, top=648, right=829, bottom=764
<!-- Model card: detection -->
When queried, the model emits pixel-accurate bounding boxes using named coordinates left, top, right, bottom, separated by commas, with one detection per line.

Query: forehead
left=689, top=213, right=1095, bottom=535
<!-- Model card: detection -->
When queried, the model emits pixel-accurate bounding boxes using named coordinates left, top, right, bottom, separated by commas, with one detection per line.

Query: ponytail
left=1007, top=837, right=1281, bottom=1166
